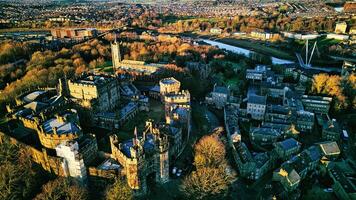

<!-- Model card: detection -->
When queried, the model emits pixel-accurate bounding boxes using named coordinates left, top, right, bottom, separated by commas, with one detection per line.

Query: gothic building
left=110, top=123, right=170, bottom=194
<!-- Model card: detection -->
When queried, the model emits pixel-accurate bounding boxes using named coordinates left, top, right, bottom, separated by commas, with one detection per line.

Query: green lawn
left=96, top=61, right=112, bottom=69
left=302, top=185, right=336, bottom=200
left=116, top=99, right=164, bottom=142
left=217, top=38, right=295, bottom=60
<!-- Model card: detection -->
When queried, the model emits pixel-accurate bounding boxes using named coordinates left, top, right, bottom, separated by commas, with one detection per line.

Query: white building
left=56, top=141, right=88, bottom=185
left=210, top=28, right=222, bottom=35
left=247, top=95, right=267, bottom=120
left=246, top=65, right=268, bottom=81
left=326, top=34, right=349, bottom=41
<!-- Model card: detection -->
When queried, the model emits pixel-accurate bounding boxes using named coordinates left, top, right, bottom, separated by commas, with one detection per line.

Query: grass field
left=217, top=38, right=296, bottom=61
left=116, top=99, right=164, bottom=141
left=0, top=28, right=50, bottom=33
left=302, top=185, right=336, bottom=200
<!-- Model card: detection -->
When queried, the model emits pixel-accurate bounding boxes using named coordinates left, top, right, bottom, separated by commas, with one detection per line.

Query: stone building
left=111, top=42, right=164, bottom=75
left=37, top=109, right=82, bottom=149
left=159, top=77, right=181, bottom=96
left=295, top=110, right=315, bottom=132
left=301, top=95, right=332, bottom=114
left=249, top=127, right=282, bottom=149
left=335, top=22, right=348, bottom=34
left=51, top=28, right=98, bottom=40
left=55, top=140, right=88, bottom=185
left=322, top=119, right=341, bottom=141
left=261, top=81, right=289, bottom=98
left=231, top=141, right=273, bottom=180
left=67, top=74, right=120, bottom=112
left=247, top=94, right=267, bottom=120
left=110, top=126, right=169, bottom=194
left=164, top=90, right=191, bottom=132
left=111, top=39, right=122, bottom=69
left=274, top=138, right=301, bottom=160
left=8, top=87, right=66, bottom=130
left=327, top=161, right=356, bottom=200
left=205, top=85, right=229, bottom=109
left=246, top=65, right=268, bottom=81
left=273, top=145, right=322, bottom=192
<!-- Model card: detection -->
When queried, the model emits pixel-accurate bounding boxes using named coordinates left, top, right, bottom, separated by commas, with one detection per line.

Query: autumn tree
left=311, top=73, right=356, bottom=111
left=181, top=167, right=233, bottom=200
left=0, top=138, right=47, bottom=200
left=105, top=178, right=133, bottom=200
left=34, top=178, right=88, bottom=200
left=181, top=134, right=235, bottom=199
left=194, top=135, right=226, bottom=169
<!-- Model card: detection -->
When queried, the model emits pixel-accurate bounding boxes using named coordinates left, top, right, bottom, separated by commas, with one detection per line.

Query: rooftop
left=213, top=86, right=229, bottom=95
left=121, top=134, right=155, bottom=158
left=160, top=77, right=180, bottom=85
left=98, top=158, right=121, bottom=171
left=318, top=142, right=340, bottom=156
left=71, top=74, right=116, bottom=86
left=248, top=95, right=266, bottom=105
left=23, top=101, right=48, bottom=113
left=23, top=90, right=47, bottom=103
left=301, top=95, right=332, bottom=102
left=277, top=138, right=300, bottom=151
left=250, top=127, right=281, bottom=137
left=42, top=111, right=81, bottom=135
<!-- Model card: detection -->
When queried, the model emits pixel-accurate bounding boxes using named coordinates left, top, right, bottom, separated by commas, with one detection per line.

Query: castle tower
left=55, top=141, right=88, bottom=186
left=156, top=135, right=169, bottom=183
left=111, top=37, right=121, bottom=69
left=58, top=77, right=68, bottom=97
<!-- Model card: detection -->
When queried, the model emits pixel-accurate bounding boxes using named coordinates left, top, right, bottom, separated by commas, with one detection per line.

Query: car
left=323, top=188, right=333, bottom=193
left=172, top=167, right=177, bottom=174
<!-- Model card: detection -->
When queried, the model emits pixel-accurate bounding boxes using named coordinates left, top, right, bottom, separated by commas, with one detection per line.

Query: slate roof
left=277, top=138, right=300, bottom=151
left=42, top=117, right=81, bottom=135
left=250, top=127, right=281, bottom=137
left=305, top=146, right=322, bottom=162
left=287, top=169, right=301, bottom=186
left=214, top=86, right=229, bottom=95
left=24, top=101, right=48, bottom=112
left=121, top=134, right=155, bottom=158
left=160, top=77, right=179, bottom=85
left=319, top=142, right=340, bottom=156
left=98, top=158, right=121, bottom=170
left=23, top=90, right=46, bottom=103
left=248, top=95, right=266, bottom=105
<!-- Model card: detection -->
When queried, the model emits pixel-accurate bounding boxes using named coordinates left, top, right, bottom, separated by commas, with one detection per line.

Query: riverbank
left=201, top=36, right=343, bottom=68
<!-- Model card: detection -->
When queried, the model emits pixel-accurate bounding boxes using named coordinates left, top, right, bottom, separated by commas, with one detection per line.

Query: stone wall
left=0, top=131, right=65, bottom=176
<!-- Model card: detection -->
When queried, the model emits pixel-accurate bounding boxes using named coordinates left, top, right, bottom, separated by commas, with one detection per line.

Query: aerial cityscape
left=0, top=0, right=355, bottom=199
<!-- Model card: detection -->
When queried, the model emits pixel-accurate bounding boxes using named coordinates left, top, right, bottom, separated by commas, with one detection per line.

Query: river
left=202, top=39, right=294, bottom=65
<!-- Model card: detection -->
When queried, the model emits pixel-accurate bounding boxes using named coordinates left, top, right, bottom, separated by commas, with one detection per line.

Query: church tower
left=111, top=37, right=121, bottom=69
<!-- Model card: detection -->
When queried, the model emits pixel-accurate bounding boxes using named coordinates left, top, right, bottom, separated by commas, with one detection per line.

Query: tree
left=105, top=178, right=133, bottom=200
left=194, top=135, right=226, bottom=169
left=312, top=73, right=329, bottom=94
left=181, top=167, right=233, bottom=200
left=181, top=134, right=235, bottom=199
left=34, top=178, right=88, bottom=200
left=0, top=139, right=46, bottom=200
